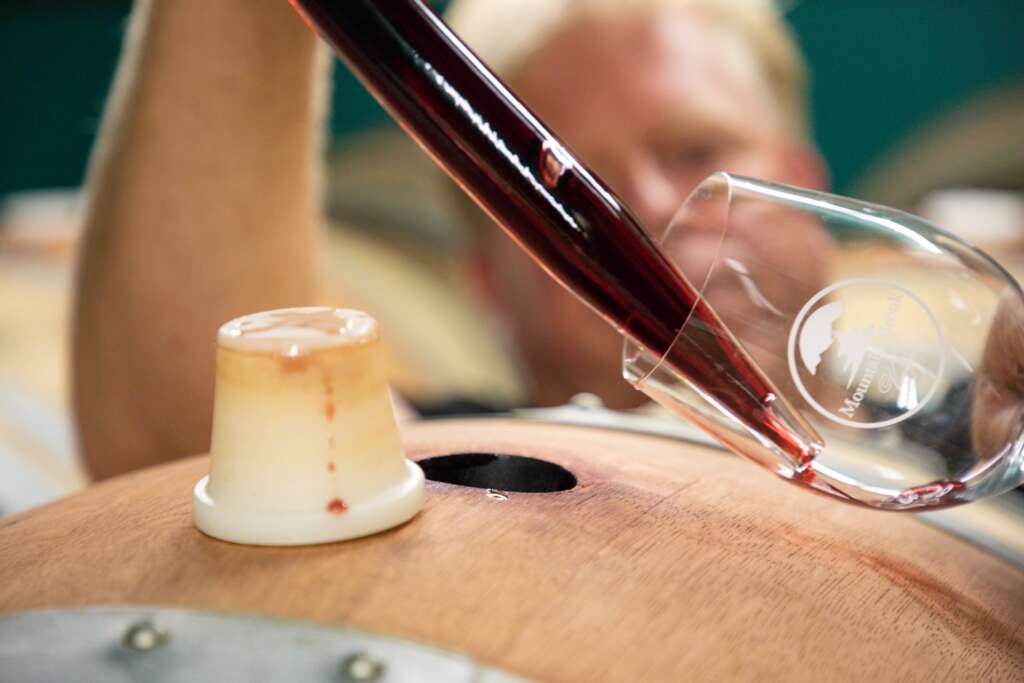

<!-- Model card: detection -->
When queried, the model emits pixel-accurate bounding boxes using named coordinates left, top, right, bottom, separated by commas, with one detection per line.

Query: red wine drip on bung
left=290, top=0, right=818, bottom=465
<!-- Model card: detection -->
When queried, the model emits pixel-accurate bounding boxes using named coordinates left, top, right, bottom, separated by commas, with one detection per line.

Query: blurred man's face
left=480, top=8, right=827, bottom=408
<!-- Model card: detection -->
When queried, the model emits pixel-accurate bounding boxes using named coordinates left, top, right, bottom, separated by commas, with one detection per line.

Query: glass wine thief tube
left=289, top=0, right=822, bottom=466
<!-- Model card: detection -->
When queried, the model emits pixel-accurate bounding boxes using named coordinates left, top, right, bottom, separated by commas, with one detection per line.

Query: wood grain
left=1, top=419, right=1022, bottom=681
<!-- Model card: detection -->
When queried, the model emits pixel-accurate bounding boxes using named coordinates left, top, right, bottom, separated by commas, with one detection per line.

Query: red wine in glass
left=290, top=0, right=820, bottom=466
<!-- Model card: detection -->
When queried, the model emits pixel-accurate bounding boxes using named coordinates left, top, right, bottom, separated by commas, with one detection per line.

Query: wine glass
left=624, top=173, right=1024, bottom=510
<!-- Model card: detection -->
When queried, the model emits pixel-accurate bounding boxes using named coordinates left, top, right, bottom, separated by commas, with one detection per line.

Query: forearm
left=74, top=0, right=326, bottom=479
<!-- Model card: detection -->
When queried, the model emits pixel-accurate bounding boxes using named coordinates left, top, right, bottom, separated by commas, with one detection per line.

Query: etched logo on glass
left=787, top=279, right=945, bottom=428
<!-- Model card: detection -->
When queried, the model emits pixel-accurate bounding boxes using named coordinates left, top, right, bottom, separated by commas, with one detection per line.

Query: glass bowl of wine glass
left=624, top=173, right=1024, bottom=510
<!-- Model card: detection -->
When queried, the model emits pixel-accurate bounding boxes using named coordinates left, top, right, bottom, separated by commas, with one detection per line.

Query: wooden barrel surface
left=1, top=418, right=1022, bottom=681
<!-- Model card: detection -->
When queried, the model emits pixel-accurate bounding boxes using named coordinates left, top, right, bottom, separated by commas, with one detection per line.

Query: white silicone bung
left=192, top=307, right=425, bottom=546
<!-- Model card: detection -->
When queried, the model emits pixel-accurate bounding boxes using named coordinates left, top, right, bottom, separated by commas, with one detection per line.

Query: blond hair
left=445, top=0, right=810, bottom=137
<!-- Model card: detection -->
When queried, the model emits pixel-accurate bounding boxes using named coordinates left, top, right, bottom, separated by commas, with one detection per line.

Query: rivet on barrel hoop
left=121, top=619, right=169, bottom=651
left=340, top=651, right=385, bottom=681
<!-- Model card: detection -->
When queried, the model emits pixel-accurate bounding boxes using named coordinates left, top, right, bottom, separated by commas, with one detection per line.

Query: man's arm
left=74, top=0, right=326, bottom=479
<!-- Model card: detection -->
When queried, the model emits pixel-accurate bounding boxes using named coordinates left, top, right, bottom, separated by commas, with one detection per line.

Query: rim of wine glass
left=622, top=171, right=734, bottom=386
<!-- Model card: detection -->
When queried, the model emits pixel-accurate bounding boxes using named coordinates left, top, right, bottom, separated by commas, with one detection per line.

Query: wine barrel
left=0, top=418, right=1021, bottom=681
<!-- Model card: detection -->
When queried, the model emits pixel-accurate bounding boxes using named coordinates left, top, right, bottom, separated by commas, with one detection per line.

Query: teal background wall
left=787, top=2, right=1024, bottom=193
left=2, top=1, right=1022, bottom=200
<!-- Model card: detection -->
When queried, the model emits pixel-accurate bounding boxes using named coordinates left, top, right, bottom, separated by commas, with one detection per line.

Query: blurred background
left=1, top=0, right=1023, bottom=515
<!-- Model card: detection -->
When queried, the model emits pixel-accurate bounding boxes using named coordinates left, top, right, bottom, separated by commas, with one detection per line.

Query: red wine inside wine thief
left=290, top=0, right=821, bottom=467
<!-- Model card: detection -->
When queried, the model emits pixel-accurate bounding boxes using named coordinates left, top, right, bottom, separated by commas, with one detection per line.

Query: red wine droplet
left=539, top=139, right=569, bottom=188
